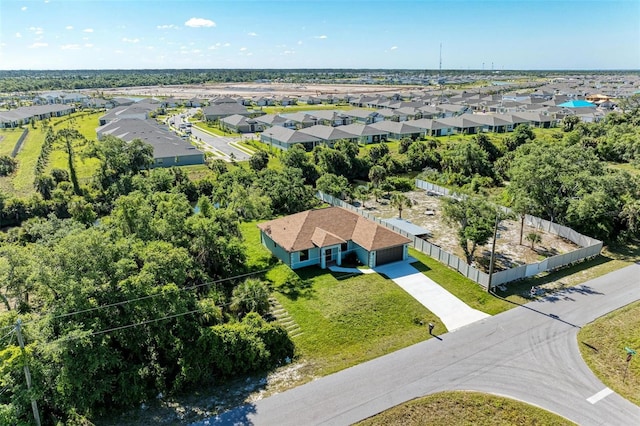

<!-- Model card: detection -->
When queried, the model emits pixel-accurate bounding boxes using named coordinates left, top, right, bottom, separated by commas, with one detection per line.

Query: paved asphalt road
left=191, top=126, right=250, bottom=161
left=199, top=263, right=640, bottom=425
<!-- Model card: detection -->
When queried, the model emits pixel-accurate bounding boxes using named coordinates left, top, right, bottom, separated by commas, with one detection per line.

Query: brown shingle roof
left=258, top=207, right=410, bottom=252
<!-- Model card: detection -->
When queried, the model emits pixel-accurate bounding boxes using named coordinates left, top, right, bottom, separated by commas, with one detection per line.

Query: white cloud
left=28, top=42, right=48, bottom=49
left=15, top=32, right=22, bottom=38
left=157, top=24, right=178, bottom=30
left=65, top=25, right=73, bottom=30
left=83, top=28, right=94, bottom=33
left=247, top=32, right=258, bottom=37
left=297, top=40, right=303, bottom=45
left=239, top=47, right=247, bottom=51
left=114, top=49, right=124, bottom=54
left=223, top=42, right=230, bottom=47
left=314, top=35, right=327, bottom=39
left=21, top=6, right=27, bottom=11
left=185, top=18, right=215, bottom=28
left=282, top=50, right=295, bottom=55
left=29, top=27, right=44, bottom=35
left=390, top=46, right=398, bottom=50
left=247, top=52, right=253, bottom=56
left=122, top=37, right=140, bottom=43
left=84, top=43, right=93, bottom=48
left=60, top=44, right=81, bottom=50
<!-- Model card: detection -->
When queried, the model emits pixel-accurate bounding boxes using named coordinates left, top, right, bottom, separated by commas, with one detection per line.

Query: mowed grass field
left=356, top=391, right=576, bottom=426
left=578, top=300, right=640, bottom=406
left=0, top=111, right=104, bottom=196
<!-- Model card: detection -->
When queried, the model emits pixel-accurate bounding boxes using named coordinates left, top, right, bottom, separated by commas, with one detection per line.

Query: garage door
left=375, top=245, right=404, bottom=266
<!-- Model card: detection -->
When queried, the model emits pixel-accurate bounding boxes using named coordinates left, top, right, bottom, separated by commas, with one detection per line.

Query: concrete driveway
left=375, top=259, right=490, bottom=331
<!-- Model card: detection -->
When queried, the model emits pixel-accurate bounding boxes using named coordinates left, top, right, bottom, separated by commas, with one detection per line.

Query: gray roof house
left=203, top=98, right=251, bottom=121
left=254, top=113, right=296, bottom=129
left=297, top=125, right=356, bottom=147
left=99, top=102, right=158, bottom=126
left=220, top=114, right=265, bottom=133
left=0, top=104, right=75, bottom=128
left=342, top=109, right=384, bottom=124
left=260, top=126, right=321, bottom=151
left=369, top=120, right=424, bottom=140
left=96, top=119, right=204, bottom=168
left=339, top=123, right=389, bottom=144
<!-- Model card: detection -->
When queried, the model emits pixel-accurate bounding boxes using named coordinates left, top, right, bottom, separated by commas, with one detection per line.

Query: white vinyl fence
left=317, top=179, right=602, bottom=289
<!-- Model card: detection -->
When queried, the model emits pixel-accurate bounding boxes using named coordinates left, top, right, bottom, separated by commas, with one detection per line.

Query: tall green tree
left=442, top=196, right=495, bottom=264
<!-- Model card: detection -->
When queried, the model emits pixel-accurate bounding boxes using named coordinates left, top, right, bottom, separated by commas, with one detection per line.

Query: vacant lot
left=361, top=189, right=580, bottom=272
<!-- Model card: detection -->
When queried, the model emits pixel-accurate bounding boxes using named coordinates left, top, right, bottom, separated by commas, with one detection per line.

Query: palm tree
left=390, top=192, right=412, bottom=219
left=525, top=232, right=542, bottom=250
left=353, top=185, right=370, bottom=209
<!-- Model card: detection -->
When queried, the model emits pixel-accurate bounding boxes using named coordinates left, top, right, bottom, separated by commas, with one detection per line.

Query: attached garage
left=375, top=245, right=404, bottom=266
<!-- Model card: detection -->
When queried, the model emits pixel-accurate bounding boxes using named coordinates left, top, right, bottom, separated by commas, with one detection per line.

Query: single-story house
left=434, top=116, right=484, bottom=135
left=258, top=206, right=411, bottom=269
left=297, top=124, right=357, bottom=147
left=339, top=123, right=389, bottom=144
left=0, top=104, right=75, bottom=128
left=405, top=118, right=453, bottom=137
left=202, top=100, right=251, bottom=121
left=369, top=120, right=424, bottom=140
left=254, top=114, right=297, bottom=129
left=342, top=109, right=383, bottom=124
left=260, top=126, right=321, bottom=151
left=220, top=114, right=265, bottom=133
left=98, top=102, right=158, bottom=126
left=96, top=118, right=205, bottom=168
left=306, top=110, right=352, bottom=127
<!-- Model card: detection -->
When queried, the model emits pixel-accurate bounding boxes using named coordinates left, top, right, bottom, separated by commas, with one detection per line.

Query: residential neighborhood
left=0, top=18, right=639, bottom=426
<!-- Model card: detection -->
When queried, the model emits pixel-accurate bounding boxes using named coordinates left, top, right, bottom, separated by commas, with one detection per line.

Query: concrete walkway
left=374, top=259, right=490, bottom=331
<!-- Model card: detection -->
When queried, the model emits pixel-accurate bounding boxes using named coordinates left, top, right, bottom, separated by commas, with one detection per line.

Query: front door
left=325, top=248, right=332, bottom=263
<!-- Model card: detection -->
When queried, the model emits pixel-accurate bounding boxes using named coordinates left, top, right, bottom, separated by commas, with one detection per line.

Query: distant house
left=297, top=124, right=357, bottom=147
left=254, top=113, right=297, bottom=129
left=99, top=101, right=158, bottom=126
left=257, top=206, right=411, bottom=270
left=0, top=104, right=75, bottom=128
left=260, top=126, right=321, bottom=151
left=203, top=97, right=252, bottom=121
left=343, top=109, right=383, bottom=124
left=96, top=118, right=204, bottom=168
left=339, top=123, right=389, bottom=144
left=220, top=114, right=265, bottom=133
left=369, top=120, right=424, bottom=140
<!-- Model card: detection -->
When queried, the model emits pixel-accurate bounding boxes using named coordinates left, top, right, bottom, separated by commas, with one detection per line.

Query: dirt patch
left=99, top=82, right=422, bottom=99
left=359, top=190, right=580, bottom=272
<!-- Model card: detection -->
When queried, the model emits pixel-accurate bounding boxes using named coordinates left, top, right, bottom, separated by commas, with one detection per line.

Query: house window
left=300, top=249, right=309, bottom=262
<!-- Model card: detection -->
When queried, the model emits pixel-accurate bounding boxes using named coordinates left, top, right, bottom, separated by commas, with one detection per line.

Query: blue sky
left=1, top=0, right=638, bottom=70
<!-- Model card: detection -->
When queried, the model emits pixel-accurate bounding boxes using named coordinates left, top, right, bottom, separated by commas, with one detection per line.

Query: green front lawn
left=271, top=266, right=435, bottom=376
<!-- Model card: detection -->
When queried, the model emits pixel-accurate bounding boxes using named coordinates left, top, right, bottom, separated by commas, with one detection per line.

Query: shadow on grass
left=493, top=254, right=613, bottom=299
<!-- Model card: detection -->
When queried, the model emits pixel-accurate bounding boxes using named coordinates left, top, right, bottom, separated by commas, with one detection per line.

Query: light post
left=487, top=211, right=500, bottom=292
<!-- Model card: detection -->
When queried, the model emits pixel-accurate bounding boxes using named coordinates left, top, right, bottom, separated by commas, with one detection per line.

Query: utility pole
left=487, top=212, right=500, bottom=292
left=15, top=319, right=41, bottom=426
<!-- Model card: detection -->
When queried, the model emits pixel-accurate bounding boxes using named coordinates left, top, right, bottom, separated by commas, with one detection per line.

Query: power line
left=14, top=268, right=271, bottom=329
